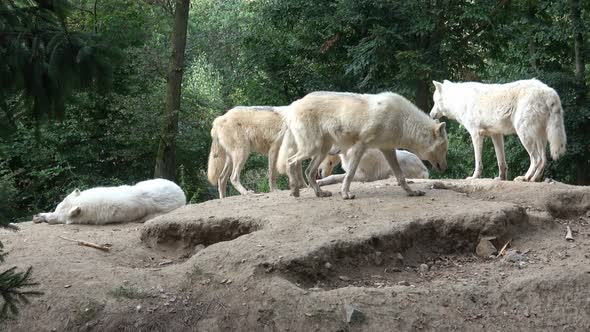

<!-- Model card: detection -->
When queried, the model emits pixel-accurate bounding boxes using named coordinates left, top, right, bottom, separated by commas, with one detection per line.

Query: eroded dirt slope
left=1, top=179, right=589, bottom=331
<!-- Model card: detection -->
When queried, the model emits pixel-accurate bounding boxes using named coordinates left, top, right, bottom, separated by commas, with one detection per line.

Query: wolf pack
left=34, top=79, right=567, bottom=225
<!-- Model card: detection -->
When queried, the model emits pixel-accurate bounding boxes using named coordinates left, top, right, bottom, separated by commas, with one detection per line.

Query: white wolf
left=208, top=106, right=289, bottom=198
left=280, top=91, right=448, bottom=199
left=430, top=79, right=567, bottom=181
left=32, top=179, right=186, bottom=225
left=317, top=149, right=429, bottom=186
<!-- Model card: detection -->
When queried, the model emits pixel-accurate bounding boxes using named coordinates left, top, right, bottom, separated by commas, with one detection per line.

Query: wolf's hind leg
left=515, top=130, right=541, bottom=182
left=229, top=150, right=253, bottom=195
left=381, top=148, right=424, bottom=196
left=306, top=151, right=332, bottom=198
left=491, top=134, right=507, bottom=180
left=218, top=158, right=232, bottom=198
left=529, top=139, right=547, bottom=182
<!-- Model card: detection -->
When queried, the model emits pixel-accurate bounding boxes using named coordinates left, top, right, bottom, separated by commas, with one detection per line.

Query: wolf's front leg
left=467, top=132, right=484, bottom=179
left=306, top=153, right=332, bottom=198
left=340, top=145, right=366, bottom=199
left=380, top=149, right=424, bottom=196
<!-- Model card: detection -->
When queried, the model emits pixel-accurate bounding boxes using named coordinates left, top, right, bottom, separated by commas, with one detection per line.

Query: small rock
left=136, top=305, right=142, bottom=312
left=419, top=264, right=429, bottom=274
left=338, top=275, right=351, bottom=281
left=373, top=252, right=384, bottom=266
left=503, top=249, right=527, bottom=263
left=476, top=239, right=497, bottom=258
left=345, top=304, right=365, bottom=324
left=64, top=285, right=71, bottom=289
left=324, top=262, right=332, bottom=269
left=397, top=280, right=410, bottom=286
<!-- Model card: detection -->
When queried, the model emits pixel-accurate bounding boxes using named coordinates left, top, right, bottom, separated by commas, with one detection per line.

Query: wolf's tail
left=207, top=123, right=226, bottom=185
left=546, top=92, right=567, bottom=160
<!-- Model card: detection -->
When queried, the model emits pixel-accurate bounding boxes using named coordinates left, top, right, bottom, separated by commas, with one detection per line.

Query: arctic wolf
left=317, top=149, right=429, bottom=186
left=208, top=106, right=307, bottom=198
left=281, top=91, right=448, bottom=199
left=207, top=106, right=286, bottom=198
left=33, top=179, right=186, bottom=225
left=430, top=79, right=567, bottom=181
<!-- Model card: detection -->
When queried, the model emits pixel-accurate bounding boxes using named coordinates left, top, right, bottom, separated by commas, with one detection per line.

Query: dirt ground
left=1, top=178, right=590, bottom=331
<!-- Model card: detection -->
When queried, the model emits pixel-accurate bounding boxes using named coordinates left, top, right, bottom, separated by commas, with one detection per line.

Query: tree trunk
left=154, top=0, right=190, bottom=181
left=415, top=79, right=432, bottom=111
left=570, top=0, right=589, bottom=185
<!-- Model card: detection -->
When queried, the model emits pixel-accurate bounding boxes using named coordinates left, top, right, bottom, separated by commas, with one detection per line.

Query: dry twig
left=58, top=236, right=111, bottom=252
left=497, top=239, right=511, bottom=257
left=565, top=226, right=574, bottom=242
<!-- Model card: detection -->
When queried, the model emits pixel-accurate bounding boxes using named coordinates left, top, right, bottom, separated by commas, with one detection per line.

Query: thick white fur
left=34, top=179, right=186, bottom=225
left=281, top=91, right=448, bottom=199
left=317, top=149, right=429, bottom=186
left=207, top=106, right=287, bottom=198
left=430, top=79, right=567, bottom=182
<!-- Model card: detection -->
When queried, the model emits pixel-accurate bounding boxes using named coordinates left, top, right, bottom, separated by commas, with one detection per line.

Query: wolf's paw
left=493, top=176, right=506, bottom=181
left=407, top=189, right=425, bottom=197
left=315, top=190, right=332, bottom=198
left=32, top=214, right=45, bottom=224
left=513, top=176, right=528, bottom=182
left=341, top=191, right=356, bottom=200
left=290, top=188, right=300, bottom=197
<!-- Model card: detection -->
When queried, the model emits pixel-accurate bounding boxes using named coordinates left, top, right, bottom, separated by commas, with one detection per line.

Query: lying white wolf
left=33, top=179, right=186, bottom=225
left=281, top=91, right=448, bottom=199
left=430, top=79, right=566, bottom=182
left=317, top=149, right=429, bottom=186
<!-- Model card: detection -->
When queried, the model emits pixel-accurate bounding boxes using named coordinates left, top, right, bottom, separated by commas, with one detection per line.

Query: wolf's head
left=34, top=189, right=83, bottom=224
left=430, top=80, right=449, bottom=120
left=318, top=147, right=342, bottom=178
left=422, top=121, right=448, bottom=173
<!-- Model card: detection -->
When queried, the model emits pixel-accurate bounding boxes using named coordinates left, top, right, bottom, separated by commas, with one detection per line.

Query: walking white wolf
left=430, top=79, right=567, bottom=181
left=280, top=91, right=448, bottom=199
left=317, top=149, right=429, bottom=186
left=207, top=106, right=286, bottom=198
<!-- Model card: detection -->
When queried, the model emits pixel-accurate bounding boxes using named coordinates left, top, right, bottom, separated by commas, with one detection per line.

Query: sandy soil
left=1, top=179, right=589, bottom=331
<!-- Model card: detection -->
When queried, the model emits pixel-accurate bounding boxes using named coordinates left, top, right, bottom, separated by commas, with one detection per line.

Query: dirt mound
left=2, top=179, right=589, bottom=331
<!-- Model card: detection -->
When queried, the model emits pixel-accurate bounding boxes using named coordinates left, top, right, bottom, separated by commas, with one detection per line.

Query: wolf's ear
left=328, top=146, right=341, bottom=155
left=68, top=206, right=81, bottom=218
left=434, top=122, right=447, bottom=137
left=432, top=80, right=443, bottom=92
left=71, top=188, right=81, bottom=196
left=443, top=79, right=451, bottom=84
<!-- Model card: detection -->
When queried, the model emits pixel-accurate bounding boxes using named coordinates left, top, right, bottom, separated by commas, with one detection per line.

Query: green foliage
left=0, top=0, right=119, bottom=121
left=0, top=267, right=42, bottom=320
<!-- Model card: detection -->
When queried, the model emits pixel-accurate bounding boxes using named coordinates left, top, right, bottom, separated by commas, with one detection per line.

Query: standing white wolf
left=430, top=79, right=567, bottom=181
left=281, top=91, right=448, bottom=199
left=32, top=179, right=186, bottom=225
left=207, top=106, right=287, bottom=198
left=317, top=149, right=429, bottom=186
